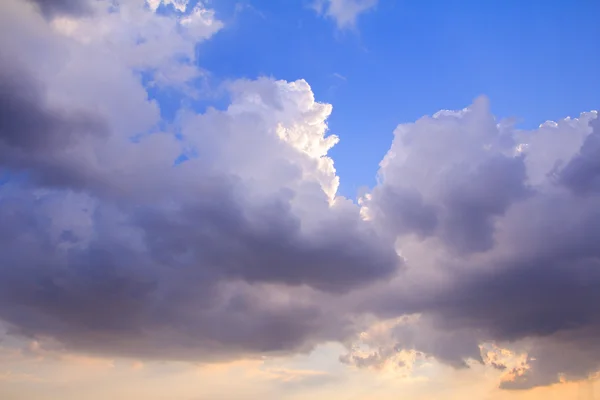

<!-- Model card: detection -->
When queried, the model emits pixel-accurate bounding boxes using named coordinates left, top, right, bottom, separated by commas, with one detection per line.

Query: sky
left=0, top=0, right=599, bottom=399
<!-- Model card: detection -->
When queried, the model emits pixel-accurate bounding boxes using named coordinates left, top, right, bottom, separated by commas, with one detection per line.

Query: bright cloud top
left=1, top=0, right=599, bottom=395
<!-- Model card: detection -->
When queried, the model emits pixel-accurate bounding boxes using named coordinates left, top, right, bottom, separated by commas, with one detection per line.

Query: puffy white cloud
left=49, top=0, right=222, bottom=89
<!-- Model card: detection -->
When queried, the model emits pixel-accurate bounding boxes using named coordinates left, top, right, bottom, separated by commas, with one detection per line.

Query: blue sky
left=143, top=0, right=600, bottom=197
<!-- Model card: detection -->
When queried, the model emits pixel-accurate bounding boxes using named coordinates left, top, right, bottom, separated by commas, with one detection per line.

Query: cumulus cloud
left=355, top=100, right=600, bottom=389
left=559, top=117, right=600, bottom=195
left=0, top=0, right=399, bottom=362
left=0, top=59, right=109, bottom=188
left=0, top=0, right=220, bottom=188
left=2, top=0, right=600, bottom=392
left=313, top=0, right=377, bottom=28
left=361, top=97, right=531, bottom=254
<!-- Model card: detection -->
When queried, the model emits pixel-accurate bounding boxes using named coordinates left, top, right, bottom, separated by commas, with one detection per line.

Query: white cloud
left=314, top=0, right=377, bottom=28
left=48, top=0, right=222, bottom=90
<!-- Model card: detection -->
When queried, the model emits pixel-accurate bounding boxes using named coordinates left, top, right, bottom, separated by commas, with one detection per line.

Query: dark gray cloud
left=559, top=117, right=600, bottom=195
left=137, top=199, right=398, bottom=293
left=419, top=118, right=600, bottom=343
left=355, top=106, right=600, bottom=389
left=26, top=0, right=93, bottom=17
left=0, top=11, right=400, bottom=362
left=364, top=185, right=438, bottom=238
left=429, top=255, right=600, bottom=343
left=2, top=0, right=600, bottom=391
left=0, top=60, right=108, bottom=188
left=418, top=137, right=600, bottom=387
left=366, top=154, right=529, bottom=254
left=0, top=141, right=399, bottom=359
left=436, top=154, right=530, bottom=253
left=0, top=188, right=381, bottom=361
left=362, top=98, right=530, bottom=255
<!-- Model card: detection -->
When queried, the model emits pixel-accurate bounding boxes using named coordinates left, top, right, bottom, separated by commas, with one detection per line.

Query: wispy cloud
left=313, top=0, right=378, bottom=29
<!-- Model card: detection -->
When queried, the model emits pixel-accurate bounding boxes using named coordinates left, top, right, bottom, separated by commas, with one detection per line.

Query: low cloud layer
left=1, top=0, right=600, bottom=391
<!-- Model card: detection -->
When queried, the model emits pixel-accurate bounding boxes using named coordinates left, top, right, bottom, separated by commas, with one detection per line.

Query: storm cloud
left=0, top=59, right=109, bottom=188
left=353, top=103, right=600, bottom=389
left=26, top=0, right=94, bottom=17
left=1, top=0, right=600, bottom=391
left=0, top=0, right=399, bottom=362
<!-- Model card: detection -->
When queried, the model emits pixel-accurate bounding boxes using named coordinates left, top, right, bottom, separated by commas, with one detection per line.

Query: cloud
left=340, top=315, right=483, bottom=373
left=0, top=0, right=399, bottom=362
left=356, top=100, right=600, bottom=388
left=2, top=0, right=600, bottom=392
left=361, top=97, right=531, bottom=254
left=559, top=117, right=600, bottom=195
left=0, top=59, right=109, bottom=188
left=0, top=0, right=222, bottom=190
left=26, top=0, right=94, bottom=17
left=313, top=0, right=377, bottom=29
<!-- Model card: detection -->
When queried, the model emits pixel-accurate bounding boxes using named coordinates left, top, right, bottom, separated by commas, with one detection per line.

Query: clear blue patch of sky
left=149, top=0, right=600, bottom=198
